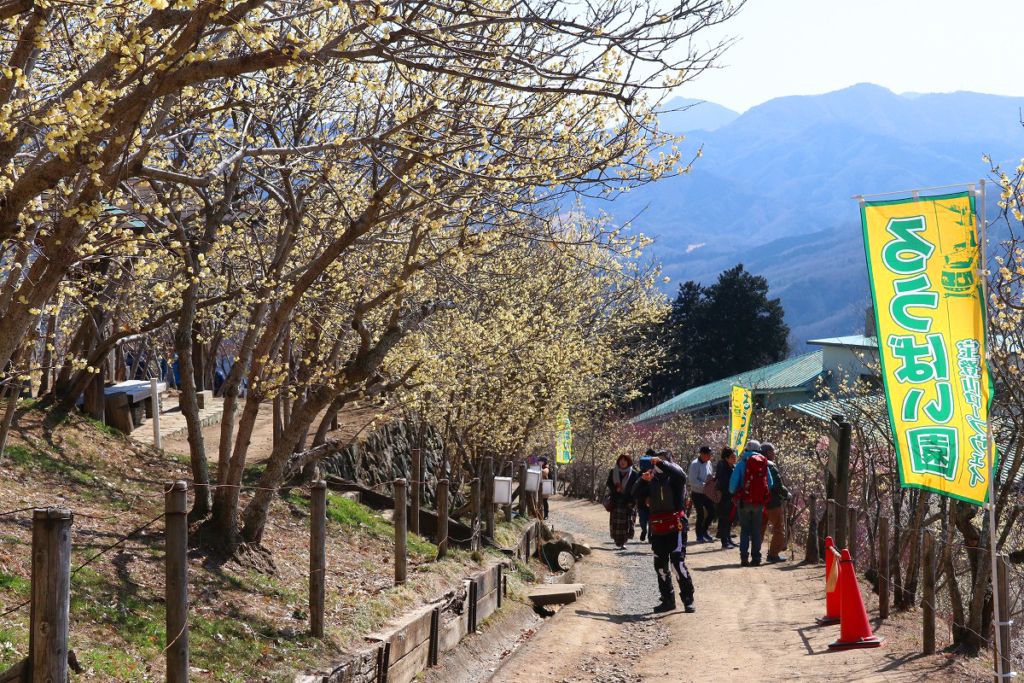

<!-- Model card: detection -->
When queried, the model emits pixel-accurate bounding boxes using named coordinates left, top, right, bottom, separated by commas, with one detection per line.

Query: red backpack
left=739, top=454, right=770, bottom=506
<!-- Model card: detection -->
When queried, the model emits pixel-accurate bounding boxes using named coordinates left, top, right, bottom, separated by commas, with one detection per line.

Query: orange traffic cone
left=815, top=537, right=841, bottom=626
left=828, top=548, right=884, bottom=650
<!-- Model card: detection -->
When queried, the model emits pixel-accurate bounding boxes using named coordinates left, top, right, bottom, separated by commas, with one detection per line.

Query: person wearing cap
left=687, top=445, right=717, bottom=543
left=760, top=443, right=791, bottom=562
left=632, top=450, right=696, bottom=613
left=728, top=439, right=774, bottom=566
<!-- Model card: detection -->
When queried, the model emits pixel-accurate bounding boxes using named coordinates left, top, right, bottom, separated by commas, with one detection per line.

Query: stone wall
left=318, top=420, right=453, bottom=507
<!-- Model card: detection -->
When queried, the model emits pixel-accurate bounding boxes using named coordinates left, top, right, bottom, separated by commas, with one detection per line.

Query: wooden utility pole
left=394, top=479, right=408, bottom=585
left=878, top=516, right=890, bottom=620
left=29, top=508, right=73, bottom=683
left=436, top=479, right=449, bottom=559
left=310, top=481, right=327, bottom=638
left=828, top=416, right=852, bottom=550
left=165, top=482, right=190, bottom=683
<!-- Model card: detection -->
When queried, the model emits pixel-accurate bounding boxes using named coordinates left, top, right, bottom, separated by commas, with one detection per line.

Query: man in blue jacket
left=729, top=439, right=774, bottom=566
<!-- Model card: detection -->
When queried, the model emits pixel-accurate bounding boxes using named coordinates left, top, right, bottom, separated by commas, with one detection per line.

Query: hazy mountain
left=605, top=84, right=1024, bottom=347
left=657, top=96, right=740, bottom=132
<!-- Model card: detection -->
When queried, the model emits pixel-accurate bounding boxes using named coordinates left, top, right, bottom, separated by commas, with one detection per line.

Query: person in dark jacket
left=715, top=447, right=738, bottom=549
left=632, top=451, right=696, bottom=613
left=606, top=455, right=637, bottom=548
left=760, top=443, right=791, bottom=562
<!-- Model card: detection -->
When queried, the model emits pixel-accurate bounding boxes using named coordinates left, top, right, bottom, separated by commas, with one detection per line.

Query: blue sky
left=679, top=0, right=1024, bottom=112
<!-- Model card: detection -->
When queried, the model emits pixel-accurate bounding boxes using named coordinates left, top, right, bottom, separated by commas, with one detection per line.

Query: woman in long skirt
left=606, top=454, right=637, bottom=549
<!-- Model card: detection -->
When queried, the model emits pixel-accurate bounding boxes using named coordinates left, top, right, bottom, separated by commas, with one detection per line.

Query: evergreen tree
left=638, top=264, right=789, bottom=403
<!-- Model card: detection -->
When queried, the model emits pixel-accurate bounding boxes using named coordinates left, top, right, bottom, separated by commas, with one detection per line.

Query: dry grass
left=0, top=405, right=501, bottom=682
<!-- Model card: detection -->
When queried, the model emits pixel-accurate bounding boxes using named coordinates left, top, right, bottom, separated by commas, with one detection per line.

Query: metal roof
left=807, top=335, right=878, bottom=349
left=631, top=351, right=825, bottom=424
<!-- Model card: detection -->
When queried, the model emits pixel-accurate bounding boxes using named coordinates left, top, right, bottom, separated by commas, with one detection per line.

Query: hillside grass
left=0, top=405, right=510, bottom=682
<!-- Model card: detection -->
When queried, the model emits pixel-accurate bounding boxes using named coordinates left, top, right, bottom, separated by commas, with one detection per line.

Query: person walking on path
left=687, top=445, right=716, bottom=543
left=715, top=447, right=738, bottom=549
left=539, top=456, right=552, bottom=520
left=729, top=439, right=774, bottom=566
left=632, top=451, right=696, bottom=613
left=760, top=443, right=791, bottom=562
left=637, top=449, right=654, bottom=542
left=606, top=454, right=638, bottom=549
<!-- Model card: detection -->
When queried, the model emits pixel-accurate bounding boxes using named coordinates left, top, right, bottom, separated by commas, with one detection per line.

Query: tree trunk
left=174, top=282, right=212, bottom=519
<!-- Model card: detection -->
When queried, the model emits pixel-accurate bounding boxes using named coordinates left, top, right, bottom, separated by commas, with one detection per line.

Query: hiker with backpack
left=728, top=439, right=774, bottom=567
left=760, top=443, right=791, bottom=562
left=631, top=451, right=696, bottom=614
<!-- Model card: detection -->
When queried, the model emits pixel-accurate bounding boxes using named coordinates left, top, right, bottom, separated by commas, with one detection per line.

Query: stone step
left=527, top=583, right=585, bottom=607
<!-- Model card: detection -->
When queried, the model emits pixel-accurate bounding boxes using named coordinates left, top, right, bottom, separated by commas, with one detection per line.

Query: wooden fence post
left=922, top=529, right=935, bottom=655
left=310, top=480, right=327, bottom=639
left=395, top=479, right=408, bottom=585
left=410, top=444, right=421, bottom=536
left=470, top=477, right=481, bottom=551
left=997, top=553, right=1013, bottom=678
left=483, top=456, right=494, bottom=540
left=150, top=377, right=162, bottom=450
left=805, top=494, right=819, bottom=563
left=518, top=463, right=527, bottom=518
left=826, top=498, right=836, bottom=542
left=437, top=479, right=449, bottom=559
left=165, top=482, right=189, bottom=683
left=879, top=516, right=890, bottom=620
left=29, top=508, right=73, bottom=683
left=847, top=505, right=858, bottom=561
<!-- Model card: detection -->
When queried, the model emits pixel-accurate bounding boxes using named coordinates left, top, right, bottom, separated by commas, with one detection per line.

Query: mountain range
left=608, top=84, right=1024, bottom=347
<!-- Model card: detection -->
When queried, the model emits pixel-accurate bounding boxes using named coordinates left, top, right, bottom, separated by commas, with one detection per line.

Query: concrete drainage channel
left=295, top=522, right=588, bottom=683
left=420, top=545, right=587, bottom=683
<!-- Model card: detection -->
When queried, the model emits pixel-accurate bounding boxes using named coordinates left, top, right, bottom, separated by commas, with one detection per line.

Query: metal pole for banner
left=977, top=179, right=1007, bottom=682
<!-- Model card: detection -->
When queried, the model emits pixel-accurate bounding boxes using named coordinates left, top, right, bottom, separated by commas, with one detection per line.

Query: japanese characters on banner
left=861, top=190, right=995, bottom=505
left=555, top=410, right=572, bottom=464
left=729, top=385, right=753, bottom=454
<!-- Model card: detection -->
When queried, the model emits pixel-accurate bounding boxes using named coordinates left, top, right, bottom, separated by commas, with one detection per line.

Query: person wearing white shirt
left=687, top=445, right=717, bottom=543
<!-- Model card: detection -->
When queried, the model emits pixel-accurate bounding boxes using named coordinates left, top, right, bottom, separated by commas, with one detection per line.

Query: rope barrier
left=70, top=513, right=166, bottom=580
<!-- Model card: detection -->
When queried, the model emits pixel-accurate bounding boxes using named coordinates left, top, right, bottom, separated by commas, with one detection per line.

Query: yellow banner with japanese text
left=555, top=410, right=572, bottom=464
left=861, top=190, right=994, bottom=505
left=729, top=385, right=752, bottom=453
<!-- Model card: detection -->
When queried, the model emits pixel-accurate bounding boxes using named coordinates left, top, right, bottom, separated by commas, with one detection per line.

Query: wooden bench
left=103, top=380, right=166, bottom=434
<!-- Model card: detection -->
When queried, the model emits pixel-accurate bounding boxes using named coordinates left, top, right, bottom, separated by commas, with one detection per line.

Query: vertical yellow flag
left=729, top=385, right=752, bottom=453
left=555, top=410, right=572, bottom=464
left=861, top=190, right=995, bottom=505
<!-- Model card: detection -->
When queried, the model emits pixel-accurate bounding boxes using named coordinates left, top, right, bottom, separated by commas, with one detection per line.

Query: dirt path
left=160, top=403, right=383, bottom=466
left=493, top=497, right=974, bottom=683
